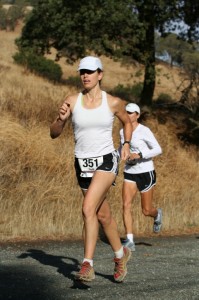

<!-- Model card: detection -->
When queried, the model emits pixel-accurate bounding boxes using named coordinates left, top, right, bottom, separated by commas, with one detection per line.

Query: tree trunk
left=140, top=23, right=156, bottom=107
left=179, top=80, right=193, bottom=104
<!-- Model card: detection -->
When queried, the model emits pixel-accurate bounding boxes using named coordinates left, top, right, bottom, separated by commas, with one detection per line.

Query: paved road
left=0, top=234, right=199, bottom=300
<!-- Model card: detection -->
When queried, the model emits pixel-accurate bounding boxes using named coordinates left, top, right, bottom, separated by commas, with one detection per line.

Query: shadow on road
left=0, top=265, right=57, bottom=300
left=135, top=241, right=152, bottom=247
left=17, top=248, right=118, bottom=289
left=18, top=249, right=93, bottom=290
left=18, top=249, right=78, bottom=279
left=18, top=248, right=122, bottom=287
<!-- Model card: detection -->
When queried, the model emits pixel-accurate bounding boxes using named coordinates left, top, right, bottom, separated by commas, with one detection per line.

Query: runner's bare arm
left=107, top=95, right=132, bottom=160
left=50, top=95, right=75, bottom=139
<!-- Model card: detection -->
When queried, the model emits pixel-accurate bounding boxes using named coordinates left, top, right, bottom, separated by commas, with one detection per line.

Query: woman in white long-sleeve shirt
left=120, top=103, right=163, bottom=251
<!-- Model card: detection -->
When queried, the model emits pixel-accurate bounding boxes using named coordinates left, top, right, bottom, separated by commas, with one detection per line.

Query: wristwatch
left=123, top=141, right=130, bottom=146
left=138, top=152, right=143, bottom=159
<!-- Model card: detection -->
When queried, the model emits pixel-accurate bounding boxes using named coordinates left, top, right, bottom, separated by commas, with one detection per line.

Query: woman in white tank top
left=50, top=56, right=132, bottom=283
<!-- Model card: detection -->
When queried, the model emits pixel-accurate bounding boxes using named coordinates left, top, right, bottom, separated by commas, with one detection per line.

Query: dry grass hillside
left=0, top=24, right=199, bottom=241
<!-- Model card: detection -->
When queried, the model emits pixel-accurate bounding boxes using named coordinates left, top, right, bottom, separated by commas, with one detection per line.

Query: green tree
left=7, top=4, right=24, bottom=30
left=180, top=52, right=199, bottom=108
left=156, top=33, right=193, bottom=66
left=16, top=0, right=141, bottom=61
left=181, top=0, right=199, bottom=43
left=16, top=0, right=199, bottom=106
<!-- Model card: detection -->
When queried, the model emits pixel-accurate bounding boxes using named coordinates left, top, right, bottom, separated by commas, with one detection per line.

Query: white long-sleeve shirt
left=120, top=124, right=162, bottom=174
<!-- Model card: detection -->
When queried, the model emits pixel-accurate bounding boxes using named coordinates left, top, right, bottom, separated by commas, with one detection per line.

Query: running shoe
left=153, top=208, right=162, bottom=233
left=122, top=238, right=136, bottom=251
left=75, top=261, right=95, bottom=282
left=113, top=246, right=131, bottom=282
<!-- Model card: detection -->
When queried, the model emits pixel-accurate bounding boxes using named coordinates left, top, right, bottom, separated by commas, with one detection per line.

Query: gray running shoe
left=122, top=238, right=136, bottom=251
left=153, top=208, right=162, bottom=233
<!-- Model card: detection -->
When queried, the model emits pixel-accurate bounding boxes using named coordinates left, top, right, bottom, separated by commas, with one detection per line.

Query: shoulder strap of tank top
left=101, top=91, right=113, bottom=114
left=76, top=93, right=83, bottom=107
left=72, top=92, right=82, bottom=113
left=101, top=91, right=107, bottom=105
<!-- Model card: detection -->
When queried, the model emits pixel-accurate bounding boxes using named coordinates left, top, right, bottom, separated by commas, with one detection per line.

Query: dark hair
left=97, top=68, right=103, bottom=85
left=97, top=68, right=103, bottom=73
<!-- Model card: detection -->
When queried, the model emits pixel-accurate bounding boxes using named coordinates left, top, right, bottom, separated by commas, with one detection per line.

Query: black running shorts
left=75, top=151, right=119, bottom=190
left=124, top=170, right=156, bottom=192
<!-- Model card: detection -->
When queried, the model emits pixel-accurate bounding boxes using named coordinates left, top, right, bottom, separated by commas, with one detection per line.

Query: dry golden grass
left=0, top=26, right=198, bottom=241
left=0, top=116, right=83, bottom=239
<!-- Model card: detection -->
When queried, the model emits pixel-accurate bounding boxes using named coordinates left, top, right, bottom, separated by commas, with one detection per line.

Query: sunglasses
left=127, top=111, right=136, bottom=114
left=80, top=69, right=96, bottom=75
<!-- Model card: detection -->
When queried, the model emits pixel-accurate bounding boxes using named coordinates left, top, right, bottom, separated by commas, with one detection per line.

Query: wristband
left=123, top=141, right=130, bottom=146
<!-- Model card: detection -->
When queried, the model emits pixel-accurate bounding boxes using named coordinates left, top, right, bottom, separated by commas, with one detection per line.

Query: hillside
left=0, top=25, right=199, bottom=241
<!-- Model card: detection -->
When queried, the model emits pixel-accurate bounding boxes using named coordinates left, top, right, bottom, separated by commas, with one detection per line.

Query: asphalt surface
left=0, top=234, right=199, bottom=300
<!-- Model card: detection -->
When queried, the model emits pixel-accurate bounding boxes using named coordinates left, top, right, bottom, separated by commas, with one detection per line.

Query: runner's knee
left=97, top=210, right=111, bottom=227
left=82, top=203, right=96, bottom=219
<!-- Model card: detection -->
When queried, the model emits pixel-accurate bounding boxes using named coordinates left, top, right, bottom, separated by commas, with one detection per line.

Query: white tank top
left=72, top=91, right=115, bottom=158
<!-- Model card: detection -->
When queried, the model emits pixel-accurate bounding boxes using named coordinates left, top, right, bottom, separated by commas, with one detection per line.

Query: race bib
left=78, top=156, right=103, bottom=172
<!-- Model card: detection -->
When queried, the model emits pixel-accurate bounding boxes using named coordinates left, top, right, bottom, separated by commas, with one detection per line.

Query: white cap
left=77, top=56, right=103, bottom=71
left=126, top=103, right=140, bottom=114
